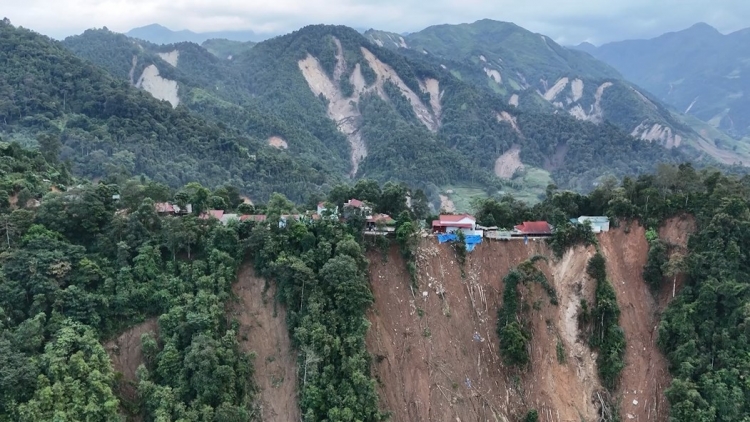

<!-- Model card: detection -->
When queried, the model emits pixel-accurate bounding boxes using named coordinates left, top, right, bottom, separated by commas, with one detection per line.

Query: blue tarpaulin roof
left=437, top=233, right=482, bottom=251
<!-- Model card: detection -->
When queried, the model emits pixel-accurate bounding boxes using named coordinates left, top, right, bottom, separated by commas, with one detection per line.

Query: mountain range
left=125, top=23, right=266, bottom=44
left=2, top=17, right=748, bottom=210
left=577, top=22, right=750, bottom=140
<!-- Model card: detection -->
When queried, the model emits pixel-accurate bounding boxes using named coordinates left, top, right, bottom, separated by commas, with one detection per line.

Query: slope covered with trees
left=0, top=141, right=262, bottom=421
left=60, top=23, right=704, bottom=204
left=2, top=125, right=750, bottom=422
left=0, top=21, right=337, bottom=202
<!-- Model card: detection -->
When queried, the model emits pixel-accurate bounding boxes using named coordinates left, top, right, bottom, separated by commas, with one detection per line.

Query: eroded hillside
left=101, top=220, right=689, bottom=420
left=366, top=222, right=679, bottom=422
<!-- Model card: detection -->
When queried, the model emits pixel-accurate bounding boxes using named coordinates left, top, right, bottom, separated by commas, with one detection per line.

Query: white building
left=574, top=216, right=610, bottom=233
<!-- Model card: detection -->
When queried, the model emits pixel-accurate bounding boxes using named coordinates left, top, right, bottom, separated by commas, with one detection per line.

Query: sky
left=3, top=0, right=750, bottom=45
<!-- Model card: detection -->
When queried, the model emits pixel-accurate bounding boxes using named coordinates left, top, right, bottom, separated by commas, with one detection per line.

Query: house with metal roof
left=366, top=213, right=396, bottom=232
left=570, top=216, right=610, bottom=233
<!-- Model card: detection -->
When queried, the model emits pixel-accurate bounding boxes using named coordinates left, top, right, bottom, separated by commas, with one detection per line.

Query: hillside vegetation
left=1, top=22, right=338, bottom=202
left=201, top=39, right=256, bottom=59
left=1, top=123, right=750, bottom=422
left=63, top=24, right=695, bottom=204
left=0, top=142, right=266, bottom=421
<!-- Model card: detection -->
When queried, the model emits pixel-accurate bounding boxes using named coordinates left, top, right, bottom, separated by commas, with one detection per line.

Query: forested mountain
left=3, top=136, right=749, bottom=422
left=4, top=13, right=750, bottom=422
left=576, top=23, right=750, bottom=139
left=0, top=20, right=340, bottom=203
left=364, top=19, right=749, bottom=165
left=62, top=28, right=351, bottom=183
left=62, top=23, right=698, bottom=208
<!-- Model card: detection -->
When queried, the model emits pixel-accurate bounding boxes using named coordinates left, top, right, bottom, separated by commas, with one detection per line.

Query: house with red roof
left=513, top=221, right=552, bottom=236
left=343, top=198, right=372, bottom=218
left=199, top=209, right=225, bottom=220
left=432, top=214, right=477, bottom=233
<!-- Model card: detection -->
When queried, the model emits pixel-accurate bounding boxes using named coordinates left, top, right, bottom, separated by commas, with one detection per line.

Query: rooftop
left=437, top=214, right=476, bottom=222
left=514, top=221, right=552, bottom=234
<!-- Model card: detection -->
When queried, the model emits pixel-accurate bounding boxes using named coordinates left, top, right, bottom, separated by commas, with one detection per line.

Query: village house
left=199, top=209, right=224, bottom=220
left=366, top=213, right=396, bottom=232
left=513, top=221, right=553, bottom=237
left=342, top=198, right=372, bottom=218
left=432, top=214, right=480, bottom=234
left=570, top=216, right=610, bottom=233
left=239, top=214, right=267, bottom=223
left=155, top=202, right=192, bottom=215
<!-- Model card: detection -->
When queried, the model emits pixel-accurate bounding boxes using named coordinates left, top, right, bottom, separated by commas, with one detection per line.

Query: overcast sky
left=3, top=0, right=749, bottom=45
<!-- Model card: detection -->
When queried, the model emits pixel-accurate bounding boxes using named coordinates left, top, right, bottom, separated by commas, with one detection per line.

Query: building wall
left=446, top=227, right=483, bottom=236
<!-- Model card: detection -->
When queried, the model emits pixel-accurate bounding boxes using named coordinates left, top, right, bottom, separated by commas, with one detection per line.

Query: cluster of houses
left=432, top=214, right=610, bottom=241
left=153, top=198, right=398, bottom=233
left=153, top=200, right=609, bottom=240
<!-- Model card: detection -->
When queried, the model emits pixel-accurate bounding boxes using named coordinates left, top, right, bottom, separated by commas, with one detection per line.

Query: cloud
left=3, top=0, right=749, bottom=44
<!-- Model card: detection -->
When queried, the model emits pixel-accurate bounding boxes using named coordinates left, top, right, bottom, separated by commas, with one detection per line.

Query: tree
left=410, top=188, right=430, bottom=221
left=378, top=182, right=408, bottom=216
left=663, top=250, right=687, bottom=298
left=266, top=192, right=296, bottom=216
left=0, top=213, right=17, bottom=248
left=36, top=134, right=61, bottom=164
left=17, top=320, right=121, bottom=422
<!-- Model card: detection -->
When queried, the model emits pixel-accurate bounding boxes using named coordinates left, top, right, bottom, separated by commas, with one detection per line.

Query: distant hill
left=577, top=22, right=750, bottom=139
left=125, top=23, right=265, bottom=45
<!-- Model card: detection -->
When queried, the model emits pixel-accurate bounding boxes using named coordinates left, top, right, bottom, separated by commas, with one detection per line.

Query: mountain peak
left=683, top=22, right=721, bottom=36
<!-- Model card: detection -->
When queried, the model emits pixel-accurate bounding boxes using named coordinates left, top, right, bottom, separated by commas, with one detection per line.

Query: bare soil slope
left=105, top=318, right=158, bottom=401
left=366, top=239, right=603, bottom=421
left=599, top=223, right=671, bottom=422
left=368, top=226, right=675, bottom=422
left=231, top=265, right=300, bottom=422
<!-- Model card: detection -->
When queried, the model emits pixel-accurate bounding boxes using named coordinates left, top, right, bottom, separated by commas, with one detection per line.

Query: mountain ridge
left=62, top=23, right=701, bottom=206
left=577, top=22, right=750, bottom=139
left=125, top=23, right=267, bottom=45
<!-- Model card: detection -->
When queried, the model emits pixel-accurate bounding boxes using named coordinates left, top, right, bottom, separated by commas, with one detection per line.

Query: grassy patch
left=441, top=184, right=488, bottom=213
left=441, top=167, right=552, bottom=211
left=487, top=79, right=506, bottom=95
left=500, top=166, right=553, bottom=205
